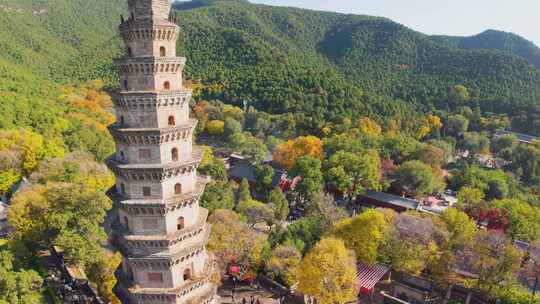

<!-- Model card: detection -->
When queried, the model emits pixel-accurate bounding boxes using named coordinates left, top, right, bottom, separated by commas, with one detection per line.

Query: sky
left=249, top=0, right=540, bottom=47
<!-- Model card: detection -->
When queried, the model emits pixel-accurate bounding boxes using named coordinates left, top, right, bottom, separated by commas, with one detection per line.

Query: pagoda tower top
left=127, top=0, right=171, bottom=20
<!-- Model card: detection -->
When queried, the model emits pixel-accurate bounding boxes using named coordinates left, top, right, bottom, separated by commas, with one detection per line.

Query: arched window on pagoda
left=171, top=148, right=179, bottom=162
left=123, top=80, right=128, bottom=91
left=163, top=81, right=171, bottom=91
left=168, top=115, right=175, bottom=126
left=120, top=183, right=126, bottom=195
left=183, top=268, right=192, bottom=281
left=174, top=183, right=182, bottom=195
left=160, top=47, right=166, bottom=57
left=127, top=47, right=133, bottom=57
left=177, top=217, right=185, bottom=231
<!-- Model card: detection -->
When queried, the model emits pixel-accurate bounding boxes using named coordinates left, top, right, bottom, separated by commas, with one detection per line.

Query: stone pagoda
left=107, top=0, right=217, bottom=303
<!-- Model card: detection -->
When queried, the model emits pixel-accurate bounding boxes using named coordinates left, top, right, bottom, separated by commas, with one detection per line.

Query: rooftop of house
left=362, top=191, right=421, bottom=210
left=229, top=163, right=284, bottom=188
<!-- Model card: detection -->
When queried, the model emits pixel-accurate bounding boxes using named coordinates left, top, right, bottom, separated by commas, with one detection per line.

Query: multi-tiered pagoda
left=108, top=1, right=217, bottom=303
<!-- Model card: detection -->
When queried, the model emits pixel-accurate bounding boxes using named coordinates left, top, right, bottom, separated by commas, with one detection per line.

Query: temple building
left=107, top=0, right=217, bottom=303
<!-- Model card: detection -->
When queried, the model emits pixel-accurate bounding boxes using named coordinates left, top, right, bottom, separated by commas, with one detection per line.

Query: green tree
left=223, top=117, right=243, bottom=140
left=492, top=135, right=518, bottom=154
left=254, top=164, right=274, bottom=194
left=449, top=85, right=471, bottom=105
left=0, top=251, right=44, bottom=304
left=268, top=187, right=289, bottom=223
left=296, top=238, right=358, bottom=304
left=201, top=181, right=235, bottom=213
left=324, top=150, right=382, bottom=200
left=238, top=178, right=252, bottom=202
left=290, top=156, right=324, bottom=201
left=446, top=115, right=469, bottom=136
left=457, top=187, right=485, bottom=211
left=394, top=160, right=444, bottom=198
left=492, top=199, right=540, bottom=241
left=236, top=199, right=275, bottom=227
left=461, top=132, right=490, bottom=155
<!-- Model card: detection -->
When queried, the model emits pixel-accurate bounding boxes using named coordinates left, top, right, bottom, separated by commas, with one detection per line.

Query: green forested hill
left=1, top=0, right=540, bottom=133
left=433, top=30, right=540, bottom=69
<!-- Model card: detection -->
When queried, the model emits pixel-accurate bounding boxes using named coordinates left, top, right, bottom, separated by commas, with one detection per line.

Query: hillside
left=1, top=0, right=540, bottom=133
left=432, top=30, right=540, bottom=69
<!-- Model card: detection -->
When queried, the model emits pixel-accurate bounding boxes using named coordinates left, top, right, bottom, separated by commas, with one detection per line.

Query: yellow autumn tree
left=274, top=135, right=323, bottom=169
left=296, top=238, right=358, bottom=304
left=329, top=209, right=391, bottom=265
left=416, top=114, right=443, bottom=139
left=358, top=117, right=382, bottom=136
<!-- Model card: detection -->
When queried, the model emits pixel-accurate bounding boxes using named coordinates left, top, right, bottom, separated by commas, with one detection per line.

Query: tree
left=238, top=178, right=252, bottom=202
left=296, top=238, right=358, bottom=304
left=274, top=136, right=323, bottom=169
left=461, top=132, right=490, bottom=155
left=416, top=114, right=443, bottom=139
left=511, top=145, right=540, bottom=183
left=208, top=209, right=267, bottom=271
left=469, top=231, right=522, bottom=292
left=394, top=160, right=444, bottom=198
left=324, top=150, right=382, bottom=199
left=492, top=199, right=540, bottom=241
left=289, top=156, right=324, bottom=201
left=413, top=144, right=445, bottom=170
left=358, top=117, right=382, bottom=136
left=254, top=164, right=274, bottom=194
left=201, top=181, right=235, bottom=213
left=492, top=135, right=518, bottom=154
left=309, top=192, right=348, bottom=231
left=0, top=251, right=44, bottom=304
left=223, top=117, right=243, bottom=140
left=441, top=208, right=477, bottom=250
left=449, top=85, right=471, bottom=105
left=434, top=209, right=477, bottom=299
left=268, top=187, right=289, bottom=223
left=198, top=148, right=227, bottom=181
left=329, top=209, right=391, bottom=265
left=236, top=199, right=275, bottom=227
left=266, top=244, right=301, bottom=287
left=457, top=187, right=485, bottom=211
left=229, top=132, right=268, bottom=162
left=87, top=252, right=122, bottom=304
left=205, top=120, right=225, bottom=135
left=446, top=115, right=469, bottom=136
left=380, top=213, right=442, bottom=275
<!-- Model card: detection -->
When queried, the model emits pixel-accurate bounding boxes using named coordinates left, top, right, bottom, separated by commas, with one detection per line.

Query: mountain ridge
left=1, top=0, right=540, bottom=134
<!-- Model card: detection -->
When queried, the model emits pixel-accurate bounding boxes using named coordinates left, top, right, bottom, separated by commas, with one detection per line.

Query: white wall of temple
left=116, top=138, right=193, bottom=165
left=115, top=171, right=197, bottom=201
left=114, top=100, right=189, bottom=129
